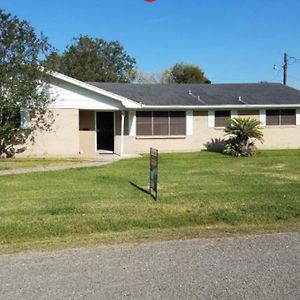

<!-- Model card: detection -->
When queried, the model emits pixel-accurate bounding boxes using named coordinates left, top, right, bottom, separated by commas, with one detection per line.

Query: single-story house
left=21, top=72, right=300, bottom=157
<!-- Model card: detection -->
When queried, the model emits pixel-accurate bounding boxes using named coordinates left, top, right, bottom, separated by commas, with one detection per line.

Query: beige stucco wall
left=260, top=126, right=300, bottom=149
left=79, top=131, right=96, bottom=155
left=20, top=108, right=300, bottom=157
left=79, top=110, right=96, bottom=155
left=21, top=108, right=79, bottom=157
left=117, top=110, right=300, bottom=154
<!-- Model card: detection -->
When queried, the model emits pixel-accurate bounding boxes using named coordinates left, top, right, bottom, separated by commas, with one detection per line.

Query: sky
left=1, top=0, right=300, bottom=88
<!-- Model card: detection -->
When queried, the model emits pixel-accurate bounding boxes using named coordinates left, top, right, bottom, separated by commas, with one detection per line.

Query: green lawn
left=0, top=157, right=85, bottom=171
left=0, top=150, right=299, bottom=253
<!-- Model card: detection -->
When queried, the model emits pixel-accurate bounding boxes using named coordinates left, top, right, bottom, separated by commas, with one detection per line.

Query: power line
left=273, top=53, right=300, bottom=85
left=270, top=68, right=282, bottom=82
left=288, top=56, right=300, bottom=66
left=288, top=74, right=300, bottom=80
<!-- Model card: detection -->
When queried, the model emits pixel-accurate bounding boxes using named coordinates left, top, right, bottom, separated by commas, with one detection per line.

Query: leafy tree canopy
left=46, top=35, right=137, bottom=83
left=162, top=63, right=210, bottom=84
left=0, top=9, right=53, bottom=157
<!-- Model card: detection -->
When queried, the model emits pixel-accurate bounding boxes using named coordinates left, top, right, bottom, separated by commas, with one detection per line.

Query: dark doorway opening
left=97, top=112, right=114, bottom=152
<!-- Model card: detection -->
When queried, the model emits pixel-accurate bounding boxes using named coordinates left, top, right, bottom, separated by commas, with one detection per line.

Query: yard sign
left=150, top=148, right=158, bottom=199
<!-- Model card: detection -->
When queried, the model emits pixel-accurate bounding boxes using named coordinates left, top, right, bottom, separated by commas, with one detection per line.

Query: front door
left=97, top=112, right=114, bottom=152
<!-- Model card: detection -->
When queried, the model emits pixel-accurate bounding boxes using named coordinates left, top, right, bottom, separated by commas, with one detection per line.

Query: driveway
left=0, top=156, right=120, bottom=176
left=0, top=232, right=299, bottom=299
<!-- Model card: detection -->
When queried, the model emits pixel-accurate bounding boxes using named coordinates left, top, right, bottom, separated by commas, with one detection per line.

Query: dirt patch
left=260, top=171, right=300, bottom=182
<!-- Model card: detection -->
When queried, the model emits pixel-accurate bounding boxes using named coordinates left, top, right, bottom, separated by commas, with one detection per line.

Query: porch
left=78, top=110, right=129, bottom=157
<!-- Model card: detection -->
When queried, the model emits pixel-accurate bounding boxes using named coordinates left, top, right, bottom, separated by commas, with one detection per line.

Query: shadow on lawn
left=129, top=181, right=156, bottom=200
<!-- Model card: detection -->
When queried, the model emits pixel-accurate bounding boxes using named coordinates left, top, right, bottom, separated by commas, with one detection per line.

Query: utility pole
left=283, top=52, right=288, bottom=85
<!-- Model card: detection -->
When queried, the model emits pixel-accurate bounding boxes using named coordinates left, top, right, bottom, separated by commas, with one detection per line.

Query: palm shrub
left=223, top=117, right=263, bottom=157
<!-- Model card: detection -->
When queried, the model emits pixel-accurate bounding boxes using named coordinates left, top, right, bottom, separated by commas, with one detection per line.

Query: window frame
left=214, top=110, right=231, bottom=128
left=266, top=109, right=296, bottom=126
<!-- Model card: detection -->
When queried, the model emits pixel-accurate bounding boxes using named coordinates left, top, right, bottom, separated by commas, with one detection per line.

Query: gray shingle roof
left=87, top=82, right=300, bottom=106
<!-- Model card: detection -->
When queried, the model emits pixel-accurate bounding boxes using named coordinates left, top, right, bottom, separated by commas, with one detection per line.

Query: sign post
left=150, top=148, right=158, bottom=200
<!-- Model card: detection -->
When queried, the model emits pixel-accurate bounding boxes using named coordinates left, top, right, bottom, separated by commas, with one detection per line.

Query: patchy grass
left=0, top=150, right=299, bottom=253
left=0, top=157, right=85, bottom=171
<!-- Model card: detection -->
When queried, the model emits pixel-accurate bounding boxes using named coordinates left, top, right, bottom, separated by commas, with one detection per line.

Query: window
left=215, top=111, right=231, bottom=127
left=136, top=111, right=186, bottom=136
left=0, top=108, right=27, bottom=129
left=266, top=109, right=296, bottom=126
left=136, top=111, right=152, bottom=135
left=281, top=109, right=296, bottom=125
left=266, top=110, right=280, bottom=126
left=170, top=111, right=186, bottom=135
left=79, top=110, right=95, bottom=131
left=153, top=112, right=169, bottom=135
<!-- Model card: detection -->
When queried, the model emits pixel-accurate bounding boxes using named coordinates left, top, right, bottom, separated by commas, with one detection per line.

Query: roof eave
left=48, top=72, right=300, bottom=109
left=139, top=104, right=300, bottom=110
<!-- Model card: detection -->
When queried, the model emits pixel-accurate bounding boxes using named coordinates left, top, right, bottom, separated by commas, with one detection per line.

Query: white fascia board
left=140, top=104, right=300, bottom=110
left=49, top=72, right=141, bottom=109
left=50, top=103, right=121, bottom=111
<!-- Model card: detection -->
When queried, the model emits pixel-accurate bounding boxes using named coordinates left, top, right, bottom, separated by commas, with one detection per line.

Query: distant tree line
left=46, top=36, right=210, bottom=84
left=136, top=63, right=210, bottom=84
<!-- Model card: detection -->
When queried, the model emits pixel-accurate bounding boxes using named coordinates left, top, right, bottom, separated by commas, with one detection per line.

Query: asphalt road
left=0, top=232, right=299, bottom=300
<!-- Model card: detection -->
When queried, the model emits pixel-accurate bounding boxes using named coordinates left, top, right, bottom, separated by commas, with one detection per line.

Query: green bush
left=223, top=117, right=263, bottom=157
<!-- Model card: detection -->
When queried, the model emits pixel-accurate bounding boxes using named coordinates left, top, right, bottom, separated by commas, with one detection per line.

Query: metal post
left=120, top=111, right=125, bottom=156
left=283, top=52, right=288, bottom=85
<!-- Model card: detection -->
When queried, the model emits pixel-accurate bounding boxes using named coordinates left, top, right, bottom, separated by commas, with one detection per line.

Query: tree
left=162, top=63, right=209, bottom=84
left=46, top=35, right=136, bottom=83
left=134, top=70, right=163, bottom=84
left=223, top=117, right=263, bottom=157
left=0, top=10, right=53, bottom=157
